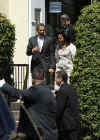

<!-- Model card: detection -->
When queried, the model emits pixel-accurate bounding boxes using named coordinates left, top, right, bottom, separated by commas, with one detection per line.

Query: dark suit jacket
left=26, top=35, right=56, bottom=72
left=56, top=83, right=80, bottom=134
left=1, top=83, right=57, bottom=140
left=60, top=24, right=75, bottom=43
left=0, top=92, right=15, bottom=140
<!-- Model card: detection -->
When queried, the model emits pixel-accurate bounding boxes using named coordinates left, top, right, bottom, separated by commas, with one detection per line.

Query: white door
left=29, top=0, right=45, bottom=37
left=28, top=0, right=45, bottom=87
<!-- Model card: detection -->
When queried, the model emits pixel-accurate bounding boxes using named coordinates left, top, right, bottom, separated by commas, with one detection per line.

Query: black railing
left=10, top=64, right=54, bottom=90
left=11, top=64, right=29, bottom=90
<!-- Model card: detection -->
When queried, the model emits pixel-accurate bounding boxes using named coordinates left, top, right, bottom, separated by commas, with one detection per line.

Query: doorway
left=28, top=0, right=45, bottom=87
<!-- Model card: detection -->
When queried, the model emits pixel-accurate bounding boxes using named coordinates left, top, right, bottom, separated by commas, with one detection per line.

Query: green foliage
left=71, top=2, right=100, bottom=140
left=0, top=13, right=15, bottom=84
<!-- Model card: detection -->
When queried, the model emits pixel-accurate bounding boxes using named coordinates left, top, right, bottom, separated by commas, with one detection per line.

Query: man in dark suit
left=0, top=67, right=57, bottom=140
left=26, top=23, right=56, bottom=86
left=0, top=91, right=15, bottom=140
left=55, top=71, right=80, bottom=140
left=59, top=14, right=75, bottom=43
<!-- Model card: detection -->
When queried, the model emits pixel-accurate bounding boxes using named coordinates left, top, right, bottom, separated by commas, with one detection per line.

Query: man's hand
left=0, top=79, right=6, bottom=88
left=49, top=69, right=55, bottom=74
left=32, top=47, right=40, bottom=53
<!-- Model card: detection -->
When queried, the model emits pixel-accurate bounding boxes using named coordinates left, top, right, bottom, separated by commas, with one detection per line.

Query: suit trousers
left=45, top=70, right=55, bottom=89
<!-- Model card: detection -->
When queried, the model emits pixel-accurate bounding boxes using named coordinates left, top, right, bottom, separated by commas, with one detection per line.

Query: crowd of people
left=0, top=14, right=80, bottom=140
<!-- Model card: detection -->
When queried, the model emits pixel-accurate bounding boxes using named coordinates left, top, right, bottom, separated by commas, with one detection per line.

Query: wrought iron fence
left=11, top=64, right=29, bottom=90
left=10, top=64, right=54, bottom=90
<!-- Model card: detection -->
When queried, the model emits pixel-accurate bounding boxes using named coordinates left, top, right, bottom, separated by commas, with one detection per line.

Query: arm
left=69, top=24, right=75, bottom=43
left=49, top=38, right=56, bottom=70
left=70, top=43, right=76, bottom=59
left=26, top=37, right=34, bottom=56
left=1, top=83, right=38, bottom=102
left=26, top=37, right=40, bottom=60
left=61, top=106, right=77, bottom=131
left=61, top=87, right=80, bottom=131
left=55, top=46, right=60, bottom=64
left=0, top=93, right=15, bottom=133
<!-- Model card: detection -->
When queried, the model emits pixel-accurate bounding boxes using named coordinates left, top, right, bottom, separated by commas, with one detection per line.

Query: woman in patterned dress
left=55, top=29, right=76, bottom=88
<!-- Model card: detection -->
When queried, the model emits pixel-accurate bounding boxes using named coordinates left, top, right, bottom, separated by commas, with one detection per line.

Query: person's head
left=56, top=28, right=71, bottom=45
left=32, top=66, right=45, bottom=84
left=56, top=71, right=68, bottom=86
left=60, top=14, right=70, bottom=26
left=36, top=23, right=45, bottom=36
left=58, top=34, right=65, bottom=45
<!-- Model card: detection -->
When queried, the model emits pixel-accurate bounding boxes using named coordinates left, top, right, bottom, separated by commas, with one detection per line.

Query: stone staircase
left=10, top=90, right=56, bottom=128
left=10, top=101, right=22, bottom=128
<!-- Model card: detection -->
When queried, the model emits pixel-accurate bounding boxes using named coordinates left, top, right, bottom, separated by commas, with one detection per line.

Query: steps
left=10, top=101, right=23, bottom=128
left=9, top=90, right=56, bottom=128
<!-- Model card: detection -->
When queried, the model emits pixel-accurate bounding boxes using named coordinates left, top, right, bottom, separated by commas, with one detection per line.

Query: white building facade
left=0, top=0, right=45, bottom=64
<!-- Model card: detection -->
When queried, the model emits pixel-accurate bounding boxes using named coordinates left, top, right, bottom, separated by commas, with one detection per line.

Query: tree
left=72, top=2, right=100, bottom=140
left=0, top=13, right=15, bottom=85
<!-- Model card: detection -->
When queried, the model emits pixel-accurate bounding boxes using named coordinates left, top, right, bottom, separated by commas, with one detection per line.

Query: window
left=35, top=8, right=41, bottom=24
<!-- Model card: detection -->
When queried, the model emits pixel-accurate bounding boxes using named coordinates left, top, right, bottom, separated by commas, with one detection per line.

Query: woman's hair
left=56, top=28, right=71, bottom=44
left=56, top=71, right=68, bottom=83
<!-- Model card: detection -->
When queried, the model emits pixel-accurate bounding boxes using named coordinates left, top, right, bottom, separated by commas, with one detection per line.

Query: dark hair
left=56, top=28, right=64, bottom=35
left=36, top=23, right=45, bottom=32
left=32, top=66, right=44, bottom=80
left=56, top=28, right=71, bottom=44
left=60, top=14, right=70, bottom=21
left=56, top=71, right=68, bottom=83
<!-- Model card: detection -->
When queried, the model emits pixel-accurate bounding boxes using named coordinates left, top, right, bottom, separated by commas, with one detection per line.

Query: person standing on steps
left=60, top=14, right=75, bottom=43
left=56, top=70, right=80, bottom=140
left=26, top=23, right=56, bottom=88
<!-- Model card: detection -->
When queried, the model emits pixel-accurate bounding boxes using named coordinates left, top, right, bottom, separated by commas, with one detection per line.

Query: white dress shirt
left=0, top=79, right=6, bottom=87
left=37, top=35, right=44, bottom=52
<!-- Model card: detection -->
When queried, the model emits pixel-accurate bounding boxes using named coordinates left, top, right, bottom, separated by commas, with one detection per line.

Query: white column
left=27, top=0, right=32, bottom=87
